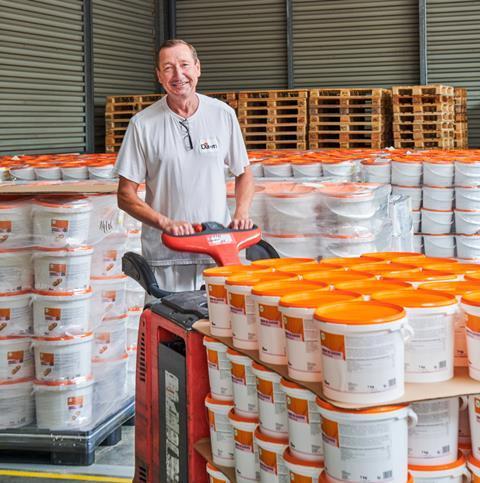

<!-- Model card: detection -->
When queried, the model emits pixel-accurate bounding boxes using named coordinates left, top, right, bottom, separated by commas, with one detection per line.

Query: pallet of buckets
left=237, top=90, right=308, bottom=150
left=308, top=88, right=392, bottom=149
left=0, top=193, right=145, bottom=464
left=105, top=92, right=238, bottom=153
left=392, top=85, right=456, bottom=150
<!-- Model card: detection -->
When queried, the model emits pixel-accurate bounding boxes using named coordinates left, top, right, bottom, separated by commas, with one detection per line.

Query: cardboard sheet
left=193, top=319, right=480, bottom=409
left=0, top=180, right=118, bottom=195
left=194, top=437, right=236, bottom=482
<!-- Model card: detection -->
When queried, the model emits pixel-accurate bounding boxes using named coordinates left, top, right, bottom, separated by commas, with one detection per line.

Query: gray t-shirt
left=115, top=93, right=249, bottom=265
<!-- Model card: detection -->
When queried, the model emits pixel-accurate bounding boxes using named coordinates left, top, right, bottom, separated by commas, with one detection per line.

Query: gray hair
left=156, top=39, right=199, bottom=66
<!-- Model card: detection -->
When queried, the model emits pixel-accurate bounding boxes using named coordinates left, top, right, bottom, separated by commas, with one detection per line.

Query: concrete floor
left=0, top=426, right=134, bottom=482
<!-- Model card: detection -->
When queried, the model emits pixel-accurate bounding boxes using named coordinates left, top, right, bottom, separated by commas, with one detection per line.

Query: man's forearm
left=234, top=167, right=254, bottom=217
left=118, top=189, right=169, bottom=230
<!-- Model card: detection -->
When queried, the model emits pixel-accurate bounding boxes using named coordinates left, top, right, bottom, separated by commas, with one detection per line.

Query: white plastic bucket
left=279, top=289, right=360, bottom=382
left=9, top=165, right=35, bottom=181
left=0, top=249, right=32, bottom=293
left=457, top=235, right=480, bottom=260
left=33, top=289, right=91, bottom=336
left=322, top=160, right=355, bottom=180
left=33, top=332, right=93, bottom=381
left=90, top=232, right=128, bottom=277
left=456, top=187, right=480, bottom=211
left=374, top=289, right=457, bottom=383
left=263, top=233, right=320, bottom=259
left=61, top=164, right=88, bottom=180
left=468, top=395, right=480, bottom=460
left=315, top=300, right=409, bottom=404
left=424, top=234, right=456, bottom=258
left=93, top=314, right=127, bottom=360
left=283, top=447, right=323, bottom=482
left=262, top=162, right=292, bottom=178
left=392, top=185, right=422, bottom=210
left=292, top=162, right=322, bottom=178
left=33, top=197, right=92, bottom=245
left=0, top=378, right=34, bottom=429
left=409, top=397, right=464, bottom=466
left=34, top=378, right=94, bottom=430
left=460, top=293, right=480, bottom=381
left=423, top=186, right=455, bottom=211
left=455, top=161, right=480, bottom=187
left=0, top=291, right=32, bottom=335
left=206, top=462, right=231, bottom=483
left=412, top=210, right=421, bottom=233
left=250, top=162, right=264, bottom=178
left=90, top=275, right=127, bottom=323
left=255, top=428, right=288, bottom=483
left=226, top=349, right=258, bottom=418
left=251, top=362, right=288, bottom=438
left=125, top=229, right=142, bottom=252
left=127, top=308, right=141, bottom=347
left=126, top=286, right=145, bottom=311
left=228, top=410, right=259, bottom=483
left=392, top=160, right=423, bottom=187
left=205, top=394, right=235, bottom=468
left=460, top=399, right=471, bottom=444
left=455, top=210, right=480, bottom=235
left=318, top=234, right=377, bottom=259
left=414, top=234, right=424, bottom=253
left=0, top=336, right=33, bottom=380
left=280, top=379, right=323, bottom=461
left=0, top=202, right=31, bottom=247
left=421, top=209, right=453, bottom=234
left=33, top=246, right=93, bottom=292
left=92, top=353, right=128, bottom=420
left=34, top=166, right=61, bottom=180
left=319, top=400, right=415, bottom=483
left=423, top=161, right=454, bottom=187
left=361, top=160, right=391, bottom=184
left=203, top=337, right=233, bottom=401
left=88, top=163, right=116, bottom=180
left=410, top=455, right=470, bottom=482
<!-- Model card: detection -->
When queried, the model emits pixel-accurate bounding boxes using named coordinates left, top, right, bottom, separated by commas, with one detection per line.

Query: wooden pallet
left=392, top=85, right=455, bottom=96
left=238, top=89, right=308, bottom=99
left=454, top=87, right=469, bottom=148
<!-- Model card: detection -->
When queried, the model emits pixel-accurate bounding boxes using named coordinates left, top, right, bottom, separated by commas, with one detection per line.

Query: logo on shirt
left=199, top=138, right=219, bottom=152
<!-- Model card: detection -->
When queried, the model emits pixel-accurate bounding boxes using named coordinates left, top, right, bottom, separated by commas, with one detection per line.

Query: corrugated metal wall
left=292, top=0, right=420, bottom=87
left=175, top=0, right=288, bottom=90
left=427, top=0, right=480, bottom=148
left=92, top=0, right=157, bottom=151
left=0, top=0, right=86, bottom=155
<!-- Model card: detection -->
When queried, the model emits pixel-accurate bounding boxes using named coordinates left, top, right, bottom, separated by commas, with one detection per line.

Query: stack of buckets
left=201, top=255, right=480, bottom=482
left=0, top=195, right=141, bottom=430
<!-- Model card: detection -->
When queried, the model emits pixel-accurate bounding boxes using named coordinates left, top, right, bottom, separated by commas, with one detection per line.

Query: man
left=115, top=39, right=254, bottom=292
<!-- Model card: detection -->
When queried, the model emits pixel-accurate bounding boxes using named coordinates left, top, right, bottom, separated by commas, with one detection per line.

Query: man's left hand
left=230, top=215, right=254, bottom=230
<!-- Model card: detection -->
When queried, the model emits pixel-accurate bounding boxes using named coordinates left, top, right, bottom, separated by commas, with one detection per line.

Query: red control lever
left=161, top=222, right=262, bottom=267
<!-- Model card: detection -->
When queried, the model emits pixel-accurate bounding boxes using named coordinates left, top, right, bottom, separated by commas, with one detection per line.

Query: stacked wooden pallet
left=308, top=88, right=392, bottom=149
left=454, top=87, right=469, bottom=148
left=105, top=92, right=238, bottom=153
left=392, top=85, right=456, bottom=149
left=237, top=90, right=308, bottom=150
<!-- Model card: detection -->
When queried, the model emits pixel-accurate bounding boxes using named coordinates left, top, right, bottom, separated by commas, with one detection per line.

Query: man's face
left=156, top=44, right=201, bottom=99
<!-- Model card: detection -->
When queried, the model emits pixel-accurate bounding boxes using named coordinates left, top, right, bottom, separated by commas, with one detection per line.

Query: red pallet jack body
left=124, top=223, right=269, bottom=483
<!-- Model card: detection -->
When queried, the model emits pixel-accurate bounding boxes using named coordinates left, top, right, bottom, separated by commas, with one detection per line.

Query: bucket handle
left=462, top=467, right=472, bottom=483
left=400, top=323, right=415, bottom=344
left=407, top=407, right=418, bottom=429
left=459, top=395, right=468, bottom=412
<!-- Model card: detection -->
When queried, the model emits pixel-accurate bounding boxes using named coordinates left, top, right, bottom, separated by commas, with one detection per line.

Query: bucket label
left=231, top=361, right=246, bottom=385
left=234, top=428, right=254, bottom=453
left=322, top=416, right=340, bottom=447
left=208, top=284, right=227, bottom=304
left=51, top=219, right=69, bottom=235
left=103, top=250, right=118, bottom=262
left=0, top=220, right=12, bottom=235
left=102, top=290, right=117, bottom=303
left=7, top=350, right=24, bottom=365
left=259, top=447, right=277, bottom=475
left=475, top=397, right=480, bottom=419
left=67, top=396, right=84, bottom=410
left=0, top=308, right=10, bottom=321
left=40, top=352, right=54, bottom=376
left=229, top=292, right=246, bottom=315
left=286, top=395, right=308, bottom=423
left=207, top=348, right=219, bottom=369
left=321, top=331, right=345, bottom=360
left=44, top=308, right=61, bottom=321
left=257, top=378, right=273, bottom=402
left=95, top=332, right=111, bottom=354
left=467, top=313, right=480, bottom=333
left=49, top=263, right=66, bottom=277
left=284, top=315, right=304, bottom=341
left=259, top=303, right=281, bottom=328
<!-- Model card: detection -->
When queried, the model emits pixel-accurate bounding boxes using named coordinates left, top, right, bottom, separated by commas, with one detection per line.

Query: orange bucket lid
left=419, top=281, right=480, bottom=296
left=254, top=427, right=288, bottom=445
left=460, top=290, right=480, bottom=307
left=303, top=270, right=375, bottom=285
left=279, top=289, right=361, bottom=308
left=251, top=258, right=315, bottom=269
left=351, top=262, right=419, bottom=274
left=315, top=182, right=375, bottom=199
left=334, top=279, right=413, bottom=295
left=383, top=269, right=456, bottom=283
left=314, top=300, right=405, bottom=325
left=203, top=265, right=263, bottom=278
left=316, top=397, right=407, bottom=414
left=465, top=272, right=480, bottom=282
left=275, top=263, right=328, bottom=275
left=372, top=288, right=456, bottom=308
left=228, top=408, right=258, bottom=424
left=424, top=263, right=480, bottom=275
left=226, top=271, right=295, bottom=287
left=283, top=447, right=324, bottom=468
left=319, top=257, right=369, bottom=268
left=468, top=453, right=480, bottom=470
left=251, top=280, right=327, bottom=297
left=392, top=256, right=458, bottom=267
left=410, top=452, right=466, bottom=471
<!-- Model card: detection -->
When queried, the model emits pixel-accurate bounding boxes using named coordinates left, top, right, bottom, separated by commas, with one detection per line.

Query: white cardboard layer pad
left=193, top=319, right=480, bottom=409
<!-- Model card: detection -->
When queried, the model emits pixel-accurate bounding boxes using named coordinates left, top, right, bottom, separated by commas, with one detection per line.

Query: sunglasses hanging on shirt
left=179, top=119, right=193, bottom=151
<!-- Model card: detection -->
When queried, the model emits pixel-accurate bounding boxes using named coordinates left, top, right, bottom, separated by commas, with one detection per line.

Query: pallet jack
left=122, top=222, right=278, bottom=483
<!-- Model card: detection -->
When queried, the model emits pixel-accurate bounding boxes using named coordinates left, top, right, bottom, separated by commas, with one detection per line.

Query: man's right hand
left=161, top=219, right=195, bottom=236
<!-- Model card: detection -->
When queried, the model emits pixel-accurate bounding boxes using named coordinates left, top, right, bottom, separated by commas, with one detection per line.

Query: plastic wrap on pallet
left=390, top=194, right=414, bottom=252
